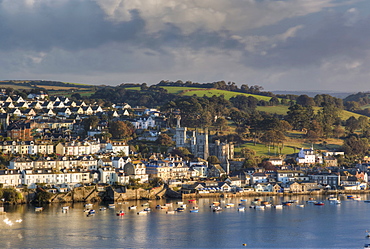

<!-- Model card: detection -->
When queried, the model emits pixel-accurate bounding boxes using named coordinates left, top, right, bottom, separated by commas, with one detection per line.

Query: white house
left=296, top=148, right=316, bottom=164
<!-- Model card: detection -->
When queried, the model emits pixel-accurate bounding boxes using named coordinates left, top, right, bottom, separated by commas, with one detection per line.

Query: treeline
left=1, top=80, right=92, bottom=89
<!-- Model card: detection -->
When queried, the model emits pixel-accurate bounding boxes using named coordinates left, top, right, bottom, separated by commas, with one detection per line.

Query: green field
left=257, top=105, right=365, bottom=120
left=180, top=88, right=273, bottom=101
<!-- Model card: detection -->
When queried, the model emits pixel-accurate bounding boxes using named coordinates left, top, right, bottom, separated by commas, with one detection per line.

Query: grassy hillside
left=180, top=88, right=273, bottom=101
left=235, top=130, right=343, bottom=157
left=123, top=86, right=273, bottom=101
left=257, top=105, right=365, bottom=120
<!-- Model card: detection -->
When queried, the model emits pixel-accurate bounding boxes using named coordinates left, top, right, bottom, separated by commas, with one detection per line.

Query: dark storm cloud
left=242, top=11, right=370, bottom=69
left=0, top=1, right=146, bottom=51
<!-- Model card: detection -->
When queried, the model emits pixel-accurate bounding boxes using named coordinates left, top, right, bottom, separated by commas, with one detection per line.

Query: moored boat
left=254, top=205, right=265, bottom=210
left=274, top=205, right=283, bottom=209
left=99, top=207, right=107, bottom=211
left=366, top=230, right=370, bottom=238
left=108, top=204, right=115, bottom=209
left=87, top=209, right=95, bottom=215
left=143, top=207, right=151, bottom=212
left=116, top=210, right=125, bottom=216
left=238, top=207, right=245, bottom=212
left=190, top=209, right=199, bottom=213
left=314, top=202, right=325, bottom=206
left=35, top=207, right=43, bottom=212
left=176, top=207, right=185, bottom=212
left=137, top=210, right=148, bottom=215
left=296, top=204, right=304, bottom=208
left=212, top=206, right=222, bottom=212
left=128, top=205, right=137, bottom=210
left=166, top=210, right=176, bottom=214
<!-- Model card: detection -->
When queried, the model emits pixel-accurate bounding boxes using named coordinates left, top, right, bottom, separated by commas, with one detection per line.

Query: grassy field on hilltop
left=180, top=88, right=273, bottom=101
left=257, top=105, right=365, bottom=120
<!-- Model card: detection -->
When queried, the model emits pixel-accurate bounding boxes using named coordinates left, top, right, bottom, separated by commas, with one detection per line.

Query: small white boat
left=62, top=206, right=69, bottom=212
left=108, top=204, right=115, bottom=209
left=274, top=205, right=283, bottom=209
left=354, top=196, right=362, bottom=201
left=99, top=207, right=107, bottom=211
left=84, top=203, right=93, bottom=208
left=238, top=207, right=245, bottom=212
left=180, top=204, right=187, bottom=208
left=128, top=205, right=137, bottom=210
left=226, top=203, right=235, bottom=207
left=366, top=230, right=370, bottom=238
left=141, top=203, right=149, bottom=207
left=137, top=210, right=148, bottom=215
left=296, top=204, right=304, bottom=208
left=177, top=201, right=184, bottom=205
left=212, top=206, right=222, bottom=212
left=166, top=210, right=176, bottom=214
left=255, top=206, right=265, bottom=210
left=35, top=207, right=43, bottom=212
left=330, top=199, right=341, bottom=204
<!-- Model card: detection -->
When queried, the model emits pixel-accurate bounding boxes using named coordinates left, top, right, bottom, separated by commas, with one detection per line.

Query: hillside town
left=0, top=89, right=369, bottom=203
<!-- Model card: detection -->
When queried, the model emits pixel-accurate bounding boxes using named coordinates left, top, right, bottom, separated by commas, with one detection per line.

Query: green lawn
left=235, top=142, right=299, bottom=157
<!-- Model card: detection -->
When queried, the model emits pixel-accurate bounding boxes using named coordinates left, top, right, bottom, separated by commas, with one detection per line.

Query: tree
left=214, top=117, right=228, bottom=132
left=109, top=121, right=135, bottom=139
left=286, top=104, right=313, bottom=130
left=296, top=95, right=315, bottom=107
left=156, top=134, right=174, bottom=146
left=333, top=125, right=345, bottom=138
left=83, top=116, right=99, bottom=131
left=345, top=116, right=360, bottom=133
left=341, top=136, right=369, bottom=156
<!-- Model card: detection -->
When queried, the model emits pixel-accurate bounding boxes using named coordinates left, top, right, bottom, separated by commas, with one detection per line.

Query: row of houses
left=0, top=139, right=129, bottom=156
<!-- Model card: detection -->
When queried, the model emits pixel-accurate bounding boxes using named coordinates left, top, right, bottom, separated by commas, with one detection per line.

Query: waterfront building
left=123, top=161, right=149, bottom=183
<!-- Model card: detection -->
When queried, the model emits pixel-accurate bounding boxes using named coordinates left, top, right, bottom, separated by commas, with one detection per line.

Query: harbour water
left=1, top=195, right=370, bottom=248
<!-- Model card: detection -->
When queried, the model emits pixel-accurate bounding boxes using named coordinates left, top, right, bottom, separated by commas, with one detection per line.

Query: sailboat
left=365, top=230, right=370, bottom=238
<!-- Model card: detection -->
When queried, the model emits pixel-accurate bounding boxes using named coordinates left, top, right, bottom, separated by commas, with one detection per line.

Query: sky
left=1, top=0, right=370, bottom=92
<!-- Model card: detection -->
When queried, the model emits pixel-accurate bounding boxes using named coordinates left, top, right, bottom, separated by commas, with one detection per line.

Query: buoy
left=242, top=243, right=247, bottom=246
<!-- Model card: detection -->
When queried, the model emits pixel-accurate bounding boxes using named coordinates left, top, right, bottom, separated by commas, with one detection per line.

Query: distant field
left=48, top=90, right=95, bottom=97
left=37, top=85, right=81, bottom=90
left=123, top=86, right=273, bottom=101
left=180, top=89, right=273, bottom=101
left=340, top=110, right=365, bottom=120
left=257, top=105, right=365, bottom=120
left=0, top=84, right=33, bottom=90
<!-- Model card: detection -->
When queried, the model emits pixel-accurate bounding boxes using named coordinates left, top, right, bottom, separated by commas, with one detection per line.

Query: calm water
left=1, top=195, right=370, bottom=248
